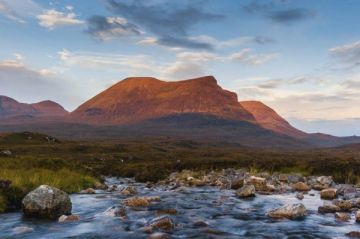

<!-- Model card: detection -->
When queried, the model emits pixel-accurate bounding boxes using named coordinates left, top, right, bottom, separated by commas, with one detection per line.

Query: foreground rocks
left=320, top=188, right=337, bottom=199
left=147, top=215, right=175, bottom=231
left=22, top=185, right=72, bottom=219
left=267, top=204, right=307, bottom=219
left=123, top=196, right=161, bottom=208
left=236, top=185, right=255, bottom=198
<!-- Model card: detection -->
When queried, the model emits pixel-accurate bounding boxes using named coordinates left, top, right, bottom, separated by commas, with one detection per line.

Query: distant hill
left=0, top=96, right=68, bottom=119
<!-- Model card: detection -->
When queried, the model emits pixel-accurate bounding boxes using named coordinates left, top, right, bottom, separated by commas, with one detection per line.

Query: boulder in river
left=236, top=185, right=255, bottom=198
left=321, top=188, right=337, bottom=199
left=80, top=188, right=96, bottom=194
left=12, top=226, right=34, bottom=235
left=148, top=215, right=175, bottom=231
left=333, top=199, right=352, bottom=211
left=147, top=232, right=170, bottom=239
left=292, top=182, right=310, bottom=191
left=120, top=186, right=137, bottom=196
left=335, top=212, right=350, bottom=222
left=318, top=203, right=341, bottom=214
left=123, top=196, right=160, bottom=208
left=296, top=192, right=304, bottom=200
left=346, top=231, right=360, bottom=238
left=103, top=206, right=127, bottom=217
left=267, top=203, right=307, bottom=219
left=356, top=211, right=360, bottom=223
left=22, top=185, right=72, bottom=219
left=58, top=214, right=80, bottom=223
left=248, top=176, right=267, bottom=191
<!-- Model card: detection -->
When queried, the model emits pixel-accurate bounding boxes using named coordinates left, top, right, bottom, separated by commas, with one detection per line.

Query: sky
left=0, top=0, right=360, bottom=136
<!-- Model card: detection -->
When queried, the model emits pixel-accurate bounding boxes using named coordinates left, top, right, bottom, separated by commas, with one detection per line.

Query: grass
left=1, top=132, right=360, bottom=212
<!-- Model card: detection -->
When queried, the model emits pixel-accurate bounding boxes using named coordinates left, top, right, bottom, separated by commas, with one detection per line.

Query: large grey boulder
left=267, top=203, right=307, bottom=219
left=236, top=185, right=255, bottom=198
left=22, top=185, right=72, bottom=219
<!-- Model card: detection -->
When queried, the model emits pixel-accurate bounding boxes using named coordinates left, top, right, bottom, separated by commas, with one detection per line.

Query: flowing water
left=0, top=178, right=359, bottom=239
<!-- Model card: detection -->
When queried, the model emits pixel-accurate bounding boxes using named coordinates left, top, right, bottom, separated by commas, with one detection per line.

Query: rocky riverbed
left=1, top=169, right=360, bottom=238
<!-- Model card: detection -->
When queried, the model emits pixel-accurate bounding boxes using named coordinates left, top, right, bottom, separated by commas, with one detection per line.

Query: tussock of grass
left=0, top=168, right=97, bottom=193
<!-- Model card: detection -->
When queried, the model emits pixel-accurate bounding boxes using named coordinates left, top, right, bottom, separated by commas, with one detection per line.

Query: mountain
left=69, top=76, right=255, bottom=125
left=0, top=96, right=68, bottom=118
left=239, top=101, right=307, bottom=138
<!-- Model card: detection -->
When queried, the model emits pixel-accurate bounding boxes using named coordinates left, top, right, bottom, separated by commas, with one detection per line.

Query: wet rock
left=103, top=206, right=127, bottom=217
left=335, top=212, right=350, bottom=221
left=321, top=188, right=337, bottom=200
left=120, top=186, right=137, bottom=196
left=147, top=232, right=170, bottom=239
left=13, top=226, right=34, bottom=234
left=267, top=203, right=307, bottom=219
left=248, top=176, right=267, bottom=191
left=123, top=196, right=160, bottom=208
left=317, top=176, right=334, bottom=186
left=236, top=185, right=255, bottom=198
left=95, top=182, right=108, bottom=190
left=356, top=211, right=360, bottom=223
left=296, top=192, right=304, bottom=200
left=318, top=203, right=341, bottom=214
left=193, top=220, right=208, bottom=228
left=288, top=174, right=303, bottom=184
left=58, top=214, right=80, bottom=222
left=333, top=199, right=352, bottom=211
left=148, top=215, right=175, bottom=231
left=278, top=174, right=288, bottom=183
left=292, top=182, right=310, bottom=191
left=80, top=188, right=96, bottom=194
left=230, top=178, right=244, bottom=190
left=189, top=179, right=206, bottom=187
left=157, top=208, right=178, bottom=215
left=22, top=185, right=72, bottom=219
left=346, top=231, right=360, bottom=238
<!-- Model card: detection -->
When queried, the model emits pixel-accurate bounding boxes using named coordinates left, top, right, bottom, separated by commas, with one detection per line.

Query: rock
left=58, top=214, right=80, bottom=222
left=335, top=212, right=350, bottom=221
left=157, top=209, right=178, bottom=215
left=293, top=182, right=310, bottom=191
left=288, top=174, right=303, bottom=184
left=296, top=192, right=304, bottom=200
left=267, top=203, right=307, bottom=219
left=95, top=182, right=108, bottom=190
left=147, top=232, right=170, bottom=239
left=22, top=185, right=72, bottom=219
left=346, top=231, right=360, bottom=238
left=80, top=188, right=96, bottom=194
left=318, top=203, right=341, bottom=214
left=236, top=185, right=255, bottom=198
left=189, top=179, right=206, bottom=187
left=13, top=226, right=34, bottom=234
left=278, top=174, right=288, bottom=183
left=248, top=176, right=267, bottom=191
left=123, top=196, right=160, bottom=208
left=356, top=211, right=360, bottom=223
left=120, top=186, right=137, bottom=196
left=0, top=150, right=12, bottom=156
left=230, top=178, right=244, bottom=189
left=317, top=176, right=334, bottom=186
left=321, top=188, right=337, bottom=199
left=148, top=215, right=175, bottom=231
left=103, top=206, right=127, bottom=217
left=333, top=199, right=352, bottom=211
left=193, top=220, right=208, bottom=228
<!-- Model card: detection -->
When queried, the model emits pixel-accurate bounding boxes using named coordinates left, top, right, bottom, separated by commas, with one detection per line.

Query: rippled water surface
left=0, top=178, right=359, bottom=238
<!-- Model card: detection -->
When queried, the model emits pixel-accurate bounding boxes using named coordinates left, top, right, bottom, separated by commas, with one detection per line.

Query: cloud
left=330, top=40, right=360, bottom=69
left=37, top=8, right=84, bottom=29
left=243, top=1, right=316, bottom=24
left=257, top=76, right=308, bottom=89
left=0, top=55, right=73, bottom=108
left=229, top=48, right=278, bottom=65
left=0, top=0, right=25, bottom=23
left=104, top=0, right=224, bottom=49
left=86, top=16, right=142, bottom=41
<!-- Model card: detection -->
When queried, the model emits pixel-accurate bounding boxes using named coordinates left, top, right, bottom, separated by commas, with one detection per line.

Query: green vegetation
left=1, top=131, right=360, bottom=212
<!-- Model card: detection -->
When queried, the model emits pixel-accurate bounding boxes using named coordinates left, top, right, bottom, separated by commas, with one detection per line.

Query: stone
left=80, top=188, right=96, bottom=194
left=193, top=220, right=208, bottom=228
left=335, top=212, right=350, bottom=221
left=0, top=150, right=12, bottom=156
left=120, top=186, right=137, bottom=196
left=148, top=215, right=175, bottom=231
left=288, top=174, right=303, bottom=184
left=346, top=232, right=360, bottom=238
left=293, top=182, right=310, bottom=191
left=236, top=185, right=255, bottom=198
left=267, top=203, right=307, bottom=219
left=278, top=174, right=288, bottom=182
left=321, top=188, right=337, bottom=199
left=248, top=176, right=267, bottom=191
left=123, top=196, right=160, bottom=208
left=230, top=178, right=244, bottom=189
left=156, top=209, right=178, bottom=215
left=22, top=185, right=72, bottom=219
left=296, top=192, right=304, bottom=200
left=318, top=203, right=341, bottom=214
left=95, top=182, right=108, bottom=190
left=356, top=211, right=360, bottom=223
left=333, top=199, right=352, bottom=211
left=58, top=214, right=80, bottom=222
left=103, top=206, right=127, bottom=217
